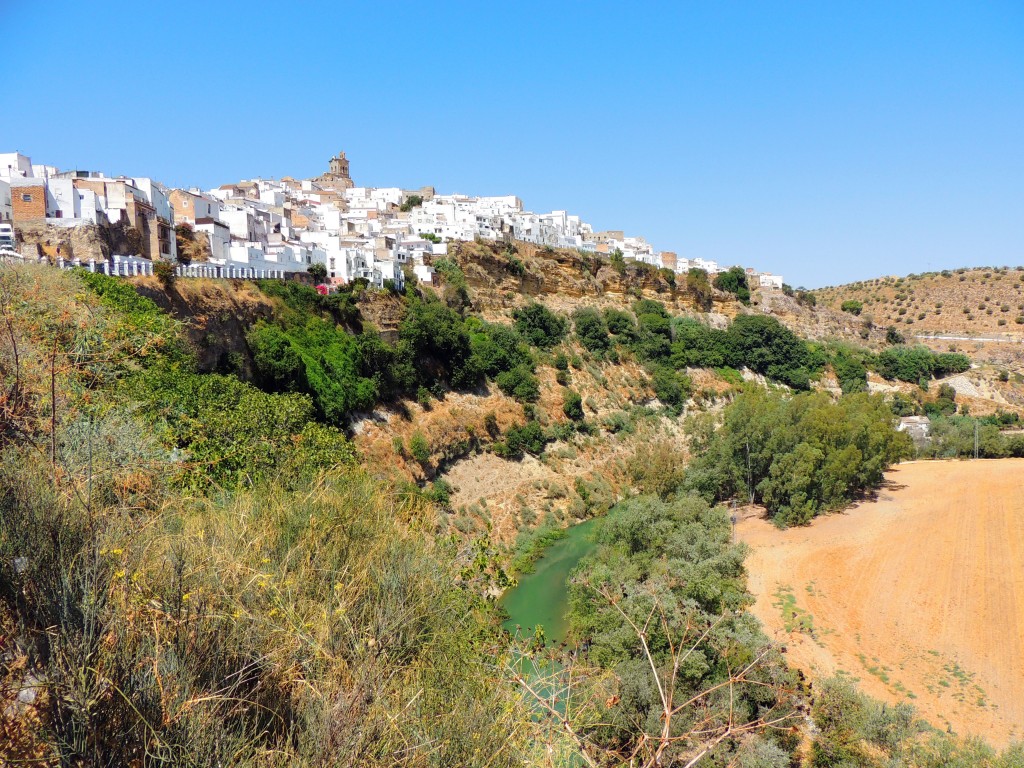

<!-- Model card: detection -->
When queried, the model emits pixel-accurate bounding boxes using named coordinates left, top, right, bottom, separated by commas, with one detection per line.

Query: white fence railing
left=0, top=251, right=293, bottom=281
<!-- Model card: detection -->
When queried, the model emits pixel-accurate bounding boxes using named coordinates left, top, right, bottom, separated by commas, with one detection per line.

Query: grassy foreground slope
left=2, top=262, right=1022, bottom=766
left=0, top=264, right=534, bottom=766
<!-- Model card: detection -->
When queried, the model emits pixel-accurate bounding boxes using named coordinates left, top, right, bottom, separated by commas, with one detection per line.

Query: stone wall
left=13, top=221, right=109, bottom=262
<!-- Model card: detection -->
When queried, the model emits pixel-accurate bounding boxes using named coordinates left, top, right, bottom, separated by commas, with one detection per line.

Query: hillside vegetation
left=3, top=255, right=1023, bottom=766
left=815, top=266, right=1024, bottom=338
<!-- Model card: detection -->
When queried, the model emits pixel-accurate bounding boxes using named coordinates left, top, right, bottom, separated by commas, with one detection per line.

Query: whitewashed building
left=0, top=152, right=32, bottom=179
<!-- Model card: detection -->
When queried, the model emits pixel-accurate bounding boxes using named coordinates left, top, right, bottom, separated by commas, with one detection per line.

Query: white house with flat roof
left=194, top=218, right=231, bottom=262
left=0, top=152, right=32, bottom=179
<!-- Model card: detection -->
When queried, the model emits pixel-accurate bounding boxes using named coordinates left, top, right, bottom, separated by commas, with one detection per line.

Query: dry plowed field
left=738, top=459, right=1024, bottom=747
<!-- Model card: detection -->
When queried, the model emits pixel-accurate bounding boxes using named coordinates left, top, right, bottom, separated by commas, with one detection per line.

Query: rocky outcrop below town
left=442, top=239, right=740, bottom=318
left=13, top=220, right=158, bottom=264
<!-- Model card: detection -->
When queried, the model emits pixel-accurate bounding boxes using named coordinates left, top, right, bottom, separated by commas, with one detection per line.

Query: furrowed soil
left=738, top=459, right=1024, bottom=747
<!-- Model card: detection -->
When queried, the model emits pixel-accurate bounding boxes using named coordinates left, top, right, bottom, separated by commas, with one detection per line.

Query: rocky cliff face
left=356, top=291, right=406, bottom=341
left=13, top=221, right=109, bottom=262
left=754, top=288, right=890, bottom=344
left=444, top=240, right=740, bottom=319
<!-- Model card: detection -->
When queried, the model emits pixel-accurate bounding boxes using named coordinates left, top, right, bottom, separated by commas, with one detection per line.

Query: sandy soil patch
left=738, top=459, right=1024, bottom=747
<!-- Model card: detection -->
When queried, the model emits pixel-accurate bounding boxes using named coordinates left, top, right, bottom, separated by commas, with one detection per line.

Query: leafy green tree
left=307, top=262, right=328, bottom=283
left=609, top=248, right=626, bottom=275
left=399, top=193, right=423, bottom=212
left=876, top=345, right=936, bottom=383
left=885, top=325, right=906, bottom=345
left=728, top=314, right=820, bottom=389
left=933, top=351, right=971, bottom=376
left=650, top=364, right=691, bottom=411
left=840, top=299, right=863, bottom=315
left=829, top=345, right=870, bottom=394
left=670, top=317, right=735, bottom=368
left=246, top=317, right=378, bottom=424
left=468, top=321, right=532, bottom=377
left=686, top=267, right=714, bottom=310
left=247, top=322, right=307, bottom=391
left=685, top=389, right=912, bottom=525
left=432, top=257, right=470, bottom=308
left=399, top=295, right=480, bottom=389
left=924, top=383, right=957, bottom=417
left=496, top=420, right=549, bottom=457
left=714, top=266, right=751, bottom=303
left=512, top=302, right=568, bottom=348
left=603, top=308, right=637, bottom=338
left=564, top=494, right=799, bottom=764
left=355, top=330, right=417, bottom=400
left=573, top=307, right=611, bottom=354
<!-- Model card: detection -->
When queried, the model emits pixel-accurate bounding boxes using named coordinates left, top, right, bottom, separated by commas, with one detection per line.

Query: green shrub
left=468, top=321, right=532, bottom=377
left=885, top=326, right=905, bottom=345
left=603, top=307, right=637, bottom=337
left=400, top=295, right=481, bottom=388
left=573, top=307, right=611, bottom=354
left=567, top=494, right=798, bottom=763
left=609, top=248, right=626, bottom=275
left=154, top=259, right=177, bottom=289
left=495, top=364, right=540, bottom=402
left=248, top=318, right=378, bottom=424
left=497, top=421, right=549, bottom=458
left=562, top=389, right=584, bottom=421
left=650, top=365, right=692, bottom=411
left=512, top=302, right=568, bottom=348
left=829, top=344, right=870, bottom=394
left=409, top=431, right=430, bottom=463
left=686, top=267, right=715, bottom=309
left=713, top=266, right=751, bottom=303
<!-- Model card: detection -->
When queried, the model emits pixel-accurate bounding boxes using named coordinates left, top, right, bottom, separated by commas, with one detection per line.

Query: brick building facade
left=10, top=179, right=47, bottom=222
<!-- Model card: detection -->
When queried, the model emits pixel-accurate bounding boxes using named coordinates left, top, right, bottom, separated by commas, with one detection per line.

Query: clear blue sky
left=4, top=1, right=1022, bottom=287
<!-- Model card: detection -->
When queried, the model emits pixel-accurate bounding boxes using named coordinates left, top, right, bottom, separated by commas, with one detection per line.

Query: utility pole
left=974, top=421, right=979, bottom=460
left=746, top=441, right=754, bottom=505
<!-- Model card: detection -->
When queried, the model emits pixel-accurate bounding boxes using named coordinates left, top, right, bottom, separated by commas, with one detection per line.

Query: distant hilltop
left=815, top=267, right=1024, bottom=341
left=0, top=149, right=783, bottom=289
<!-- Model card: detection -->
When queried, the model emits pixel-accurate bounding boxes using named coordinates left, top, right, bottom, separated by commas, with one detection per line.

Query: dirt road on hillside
left=738, top=459, right=1024, bottom=747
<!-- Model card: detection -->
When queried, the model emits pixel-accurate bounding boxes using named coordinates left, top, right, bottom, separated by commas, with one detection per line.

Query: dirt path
left=738, top=459, right=1024, bottom=747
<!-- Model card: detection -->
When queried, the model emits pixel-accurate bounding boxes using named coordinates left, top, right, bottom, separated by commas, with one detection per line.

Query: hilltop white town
left=0, top=150, right=783, bottom=289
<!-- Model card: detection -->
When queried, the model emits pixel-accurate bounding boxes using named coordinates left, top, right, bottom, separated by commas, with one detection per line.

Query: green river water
left=501, top=520, right=600, bottom=767
left=500, top=518, right=600, bottom=644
